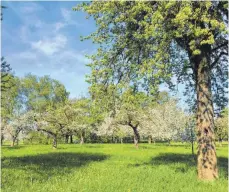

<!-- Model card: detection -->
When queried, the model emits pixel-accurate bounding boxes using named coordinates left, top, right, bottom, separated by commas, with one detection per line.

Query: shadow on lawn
left=132, top=153, right=228, bottom=178
left=1, top=145, right=27, bottom=150
left=2, top=152, right=109, bottom=181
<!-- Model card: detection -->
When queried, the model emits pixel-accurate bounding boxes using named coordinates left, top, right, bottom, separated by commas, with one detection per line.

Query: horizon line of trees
left=1, top=73, right=227, bottom=150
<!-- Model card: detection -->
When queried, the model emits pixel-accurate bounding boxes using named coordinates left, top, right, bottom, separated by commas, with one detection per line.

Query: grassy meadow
left=1, top=143, right=228, bottom=192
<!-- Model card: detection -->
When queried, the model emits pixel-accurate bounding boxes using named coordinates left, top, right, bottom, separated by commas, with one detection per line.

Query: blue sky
left=2, top=1, right=98, bottom=98
left=1, top=1, right=188, bottom=109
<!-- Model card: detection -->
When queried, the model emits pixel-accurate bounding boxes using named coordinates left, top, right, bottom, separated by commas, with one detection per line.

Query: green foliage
left=1, top=57, right=14, bottom=92
left=215, top=108, right=228, bottom=141
left=21, top=74, right=69, bottom=112
left=23, top=131, right=52, bottom=145
left=75, top=1, right=228, bottom=112
left=1, top=76, right=20, bottom=120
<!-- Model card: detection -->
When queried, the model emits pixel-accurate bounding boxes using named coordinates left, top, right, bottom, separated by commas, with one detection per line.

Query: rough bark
left=196, top=53, right=218, bottom=180
left=53, top=135, right=57, bottom=149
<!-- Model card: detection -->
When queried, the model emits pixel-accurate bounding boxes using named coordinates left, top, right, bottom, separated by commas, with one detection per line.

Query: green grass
left=1, top=143, right=228, bottom=192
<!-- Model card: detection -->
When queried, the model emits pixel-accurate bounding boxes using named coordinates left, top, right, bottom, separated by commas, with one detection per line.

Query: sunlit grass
left=1, top=143, right=228, bottom=192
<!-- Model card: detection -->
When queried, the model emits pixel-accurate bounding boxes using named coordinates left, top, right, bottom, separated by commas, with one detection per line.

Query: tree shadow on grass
left=1, top=145, right=27, bottom=150
left=131, top=153, right=228, bottom=178
left=2, top=152, right=109, bottom=184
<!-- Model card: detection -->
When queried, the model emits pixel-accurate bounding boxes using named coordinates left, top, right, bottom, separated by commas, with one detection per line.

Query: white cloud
left=18, top=51, right=37, bottom=59
left=31, top=35, right=67, bottom=56
left=61, top=8, right=78, bottom=26
left=54, top=22, right=65, bottom=32
left=61, top=8, right=72, bottom=22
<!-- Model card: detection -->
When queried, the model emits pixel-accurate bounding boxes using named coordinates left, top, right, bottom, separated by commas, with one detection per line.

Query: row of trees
left=0, top=72, right=189, bottom=148
left=2, top=72, right=226, bottom=151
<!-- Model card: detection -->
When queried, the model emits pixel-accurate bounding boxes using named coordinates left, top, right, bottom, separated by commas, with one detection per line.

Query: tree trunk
left=65, top=135, right=69, bottom=144
left=70, top=135, right=73, bottom=144
left=80, top=134, right=84, bottom=145
left=120, top=138, right=123, bottom=144
left=168, top=140, right=171, bottom=146
left=1, top=134, right=4, bottom=145
left=134, top=136, right=138, bottom=148
left=219, top=138, right=222, bottom=147
left=53, top=135, right=57, bottom=149
left=11, top=140, right=15, bottom=147
left=11, top=137, right=17, bottom=147
left=191, top=139, right=195, bottom=159
left=148, top=135, right=152, bottom=144
left=196, top=54, right=218, bottom=180
left=132, top=127, right=140, bottom=149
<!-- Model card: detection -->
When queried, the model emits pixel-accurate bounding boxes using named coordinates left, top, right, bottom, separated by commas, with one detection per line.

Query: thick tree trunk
left=65, top=135, right=69, bottom=144
left=53, top=135, right=57, bottom=149
left=196, top=54, right=218, bottom=180
left=70, top=135, right=73, bottom=144
left=120, top=138, right=123, bottom=144
left=148, top=135, right=152, bottom=144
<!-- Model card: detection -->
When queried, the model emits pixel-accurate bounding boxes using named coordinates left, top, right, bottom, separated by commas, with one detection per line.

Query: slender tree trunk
left=134, top=136, right=138, bottom=148
left=11, top=140, right=15, bottom=147
left=70, top=135, right=73, bottom=144
left=168, top=140, right=171, bottom=146
left=80, top=134, right=84, bottom=145
left=148, top=135, right=152, bottom=144
left=132, top=127, right=140, bottom=149
left=11, top=136, right=17, bottom=147
left=65, top=135, right=69, bottom=144
left=219, top=138, right=222, bottom=147
left=53, top=135, right=57, bottom=149
left=196, top=54, right=218, bottom=180
left=120, top=138, right=123, bottom=144
left=191, top=139, right=195, bottom=159
left=1, top=135, right=4, bottom=145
